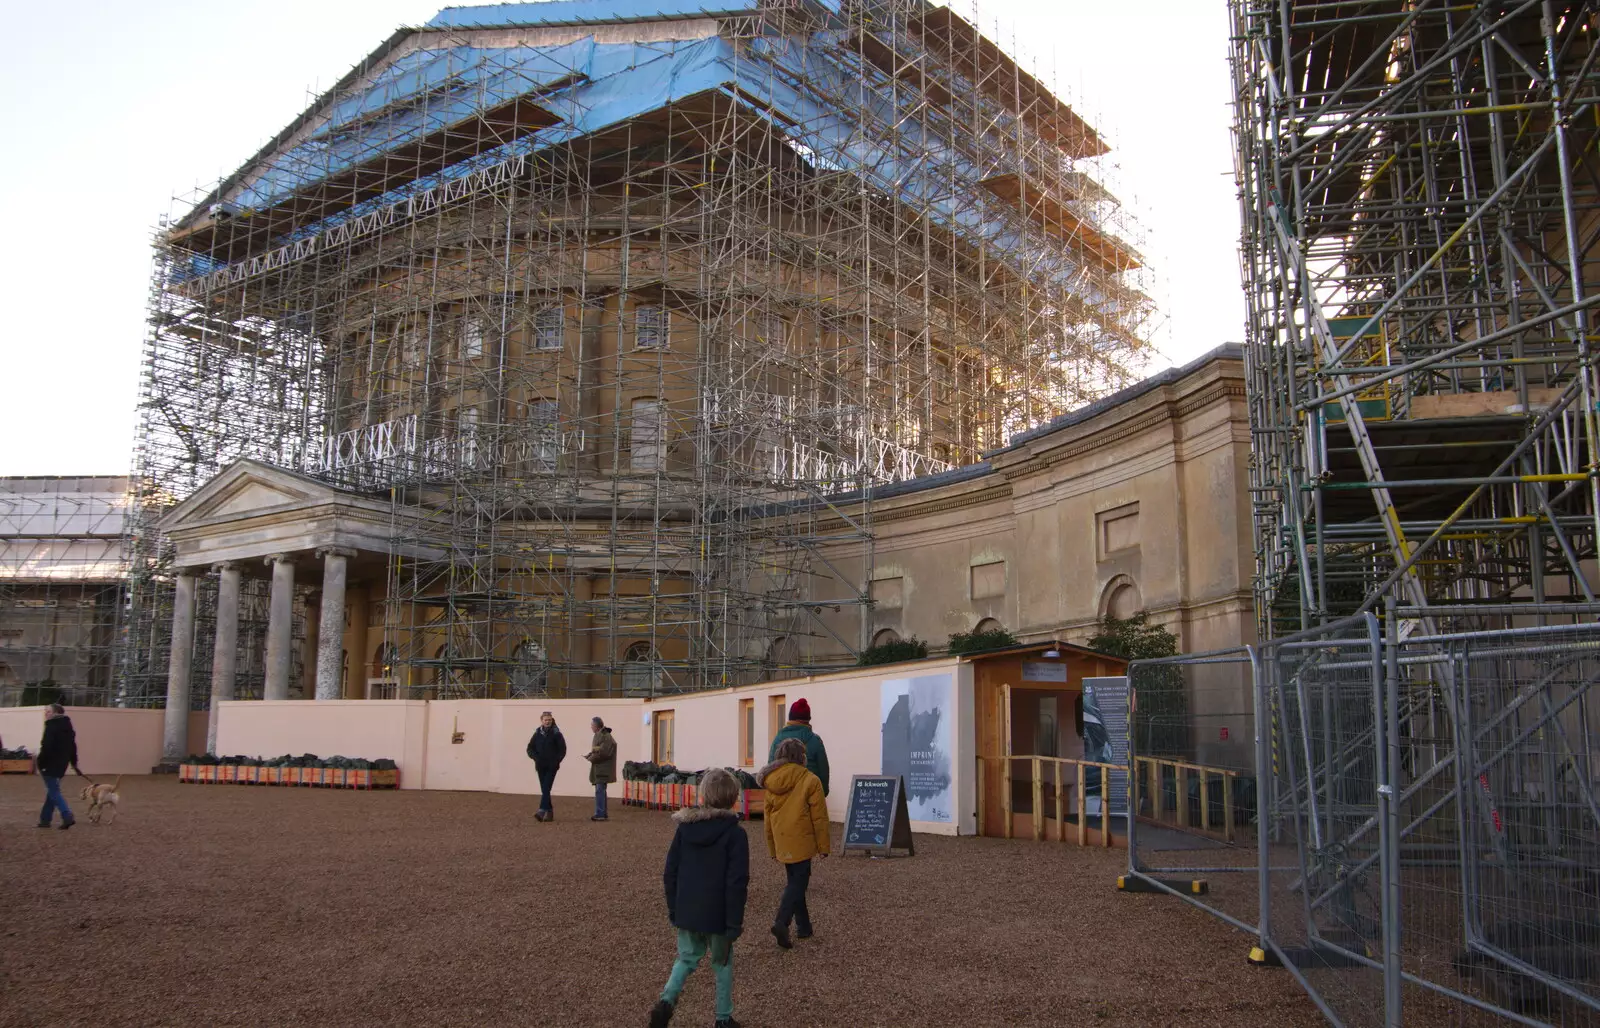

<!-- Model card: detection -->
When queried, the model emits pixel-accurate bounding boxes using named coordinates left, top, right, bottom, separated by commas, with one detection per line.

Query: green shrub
left=1087, top=613, right=1188, bottom=757
left=946, top=627, right=1018, bottom=655
left=857, top=637, right=929, bottom=665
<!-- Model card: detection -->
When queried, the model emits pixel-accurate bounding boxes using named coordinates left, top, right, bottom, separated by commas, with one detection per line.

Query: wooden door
left=974, top=664, right=1012, bottom=837
left=653, top=709, right=675, bottom=764
left=767, top=694, right=787, bottom=758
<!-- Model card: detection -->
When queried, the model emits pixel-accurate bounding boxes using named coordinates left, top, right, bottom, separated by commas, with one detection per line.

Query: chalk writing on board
left=842, top=775, right=913, bottom=855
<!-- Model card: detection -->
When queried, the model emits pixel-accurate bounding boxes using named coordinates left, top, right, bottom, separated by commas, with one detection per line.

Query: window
left=372, top=642, right=397, bottom=679
left=460, top=319, right=484, bottom=359
left=1037, top=696, right=1059, bottom=758
left=510, top=641, right=548, bottom=698
left=1098, top=503, right=1140, bottom=558
left=635, top=305, right=669, bottom=350
left=739, top=698, right=755, bottom=766
left=970, top=561, right=1005, bottom=600
left=768, top=693, right=787, bottom=749
left=533, top=305, right=563, bottom=351
left=630, top=398, right=666, bottom=471
left=974, top=617, right=1004, bottom=635
left=869, top=576, right=904, bottom=609
left=872, top=628, right=902, bottom=647
left=401, top=324, right=425, bottom=369
left=654, top=709, right=676, bottom=764
left=528, top=399, right=560, bottom=471
left=623, top=641, right=659, bottom=697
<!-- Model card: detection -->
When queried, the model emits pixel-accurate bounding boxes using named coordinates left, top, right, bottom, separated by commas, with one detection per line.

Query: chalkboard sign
left=842, top=775, right=915, bottom=857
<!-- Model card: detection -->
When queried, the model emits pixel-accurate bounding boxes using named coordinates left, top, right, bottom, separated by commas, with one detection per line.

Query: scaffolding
left=121, top=0, right=1154, bottom=705
left=1231, top=5, right=1600, bottom=1022
left=0, top=477, right=127, bottom=705
left=1233, top=0, right=1600, bottom=636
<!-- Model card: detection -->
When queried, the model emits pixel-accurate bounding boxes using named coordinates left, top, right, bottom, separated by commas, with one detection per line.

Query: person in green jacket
left=584, top=716, right=618, bottom=821
left=767, top=697, right=830, bottom=797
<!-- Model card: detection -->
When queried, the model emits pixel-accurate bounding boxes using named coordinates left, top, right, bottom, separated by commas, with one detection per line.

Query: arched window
left=510, top=640, right=548, bottom=698
left=1100, top=576, right=1143, bottom=620
left=974, top=617, right=1005, bottom=635
left=372, top=642, right=397, bottom=679
left=433, top=643, right=470, bottom=696
left=871, top=628, right=902, bottom=647
left=622, top=641, right=659, bottom=697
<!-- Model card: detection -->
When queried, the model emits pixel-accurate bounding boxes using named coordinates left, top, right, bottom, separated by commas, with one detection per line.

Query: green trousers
left=660, top=929, right=734, bottom=1020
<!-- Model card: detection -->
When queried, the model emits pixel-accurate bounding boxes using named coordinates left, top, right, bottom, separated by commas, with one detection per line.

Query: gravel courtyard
left=0, top=776, right=1321, bottom=1028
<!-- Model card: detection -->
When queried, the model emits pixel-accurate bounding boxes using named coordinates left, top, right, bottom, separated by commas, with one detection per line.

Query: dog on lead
left=78, top=775, right=122, bottom=824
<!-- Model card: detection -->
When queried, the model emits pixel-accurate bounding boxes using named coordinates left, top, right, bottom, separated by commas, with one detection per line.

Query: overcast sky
left=0, top=0, right=1239, bottom=477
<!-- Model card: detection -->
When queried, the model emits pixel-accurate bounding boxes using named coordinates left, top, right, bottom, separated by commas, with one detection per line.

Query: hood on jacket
left=672, top=804, right=742, bottom=846
left=598, top=727, right=613, bottom=735
left=758, top=759, right=808, bottom=795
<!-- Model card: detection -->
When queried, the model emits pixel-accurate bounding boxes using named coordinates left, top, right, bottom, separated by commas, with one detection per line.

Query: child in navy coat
left=650, top=767, right=748, bottom=1028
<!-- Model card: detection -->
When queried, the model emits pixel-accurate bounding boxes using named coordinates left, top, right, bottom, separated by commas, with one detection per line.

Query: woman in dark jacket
left=526, top=711, right=567, bottom=822
left=36, top=703, right=78, bottom=830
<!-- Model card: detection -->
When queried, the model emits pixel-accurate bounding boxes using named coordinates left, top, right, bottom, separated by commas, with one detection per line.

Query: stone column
left=205, top=562, right=242, bottom=754
left=315, top=548, right=355, bottom=700
left=161, top=570, right=200, bottom=764
left=263, top=554, right=295, bottom=701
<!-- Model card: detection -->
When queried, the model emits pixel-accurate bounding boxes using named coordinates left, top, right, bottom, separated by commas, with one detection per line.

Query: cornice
left=1000, top=378, right=1246, bottom=482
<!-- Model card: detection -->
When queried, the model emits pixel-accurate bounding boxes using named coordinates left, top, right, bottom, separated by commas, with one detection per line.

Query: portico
left=155, top=460, right=441, bottom=764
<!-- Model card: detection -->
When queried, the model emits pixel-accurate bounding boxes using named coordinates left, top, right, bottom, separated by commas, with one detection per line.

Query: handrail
left=977, top=754, right=1122, bottom=846
left=1133, top=755, right=1241, bottom=844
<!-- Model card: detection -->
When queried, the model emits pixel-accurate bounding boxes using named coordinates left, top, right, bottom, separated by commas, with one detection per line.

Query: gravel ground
left=0, top=776, right=1324, bottom=1028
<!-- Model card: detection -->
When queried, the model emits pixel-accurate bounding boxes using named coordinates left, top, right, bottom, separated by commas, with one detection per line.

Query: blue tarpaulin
left=428, top=0, right=762, bottom=29
left=200, top=0, right=1133, bottom=312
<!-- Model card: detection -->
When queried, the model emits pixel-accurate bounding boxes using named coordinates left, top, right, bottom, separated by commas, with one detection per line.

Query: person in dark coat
left=768, top=697, right=830, bottom=796
left=526, top=711, right=567, bottom=822
left=35, top=703, right=79, bottom=830
left=650, top=767, right=748, bottom=1028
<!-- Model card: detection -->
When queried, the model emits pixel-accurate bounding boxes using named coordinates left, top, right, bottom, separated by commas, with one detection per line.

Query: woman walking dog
left=759, top=737, right=830, bottom=947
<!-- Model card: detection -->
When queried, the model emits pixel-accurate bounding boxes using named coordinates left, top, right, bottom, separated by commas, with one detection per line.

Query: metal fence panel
left=1128, top=616, right=1600, bottom=1027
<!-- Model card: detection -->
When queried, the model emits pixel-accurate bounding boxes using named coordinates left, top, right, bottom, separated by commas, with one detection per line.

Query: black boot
left=771, top=924, right=792, bottom=949
left=714, top=1019, right=742, bottom=1028
left=648, top=999, right=674, bottom=1028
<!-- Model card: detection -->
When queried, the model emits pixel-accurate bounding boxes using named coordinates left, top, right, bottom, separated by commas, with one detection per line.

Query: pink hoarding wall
left=214, top=701, right=428, bottom=788
left=0, top=706, right=173, bottom=775
left=4, top=658, right=976, bottom=826
left=478, top=700, right=640, bottom=797
left=644, top=660, right=976, bottom=836
left=0, top=707, right=46, bottom=761
left=213, top=698, right=642, bottom=796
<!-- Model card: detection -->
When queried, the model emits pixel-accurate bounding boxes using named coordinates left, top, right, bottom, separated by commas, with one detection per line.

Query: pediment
left=160, top=460, right=345, bottom=531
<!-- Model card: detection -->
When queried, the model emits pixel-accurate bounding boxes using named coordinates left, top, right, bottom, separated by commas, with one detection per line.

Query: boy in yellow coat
left=759, top=737, right=830, bottom=948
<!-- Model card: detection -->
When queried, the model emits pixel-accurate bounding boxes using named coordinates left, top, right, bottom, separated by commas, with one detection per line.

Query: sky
left=0, top=0, right=1240, bottom=477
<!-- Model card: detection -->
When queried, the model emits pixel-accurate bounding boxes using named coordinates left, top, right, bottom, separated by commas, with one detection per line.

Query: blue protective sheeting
left=428, top=0, right=760, bottom=29
left=210, top=5, right=1132, bottom=310
left=236, top=38, right=596, bottom=210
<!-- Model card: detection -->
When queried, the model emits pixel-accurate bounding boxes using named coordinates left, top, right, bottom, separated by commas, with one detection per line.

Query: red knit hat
left=789, top=697, right=811, bottom=722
